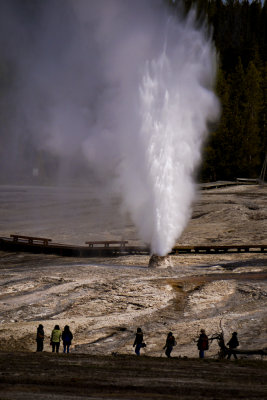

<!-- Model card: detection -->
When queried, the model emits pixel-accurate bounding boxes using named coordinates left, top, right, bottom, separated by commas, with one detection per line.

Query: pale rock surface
left=0, top=184, right=266, bottom=358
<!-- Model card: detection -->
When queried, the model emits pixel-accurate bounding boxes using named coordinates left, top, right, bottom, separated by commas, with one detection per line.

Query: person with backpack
left=50, top=325, right=61, bottom=353
left=227, top=332, right=239, bottom=359
left=197, top=329, right=209, bottom=358
left=133, top=327, right=145, bottom=356
left=62, top=325, right=73, bottom=354
left=36, top=324, right=44, bottom=352
left=163, top=332, right=176, bottom=358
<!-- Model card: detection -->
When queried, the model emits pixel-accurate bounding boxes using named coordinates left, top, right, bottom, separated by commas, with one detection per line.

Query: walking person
left=36, top=324, right=44, bottom=352
left=227, top=332, right=239, bottom=359
left=197, top=329, right=209, bottom=358
left=133, top=327, right=145, bottom=356
left=50, top=325, right=61, bottom=353
left=62, top=325, right=73, bottom=354
left=163, top=332, right=176, bottom=358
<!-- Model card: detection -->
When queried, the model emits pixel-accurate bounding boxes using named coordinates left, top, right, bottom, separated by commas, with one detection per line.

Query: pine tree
left=259, top=62, right=267, bottom=160
left=240, top=61, right=262, bottom=177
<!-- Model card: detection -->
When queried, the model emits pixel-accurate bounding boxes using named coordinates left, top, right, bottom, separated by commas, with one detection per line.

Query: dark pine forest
left=178, top=0, right=267, bottom=181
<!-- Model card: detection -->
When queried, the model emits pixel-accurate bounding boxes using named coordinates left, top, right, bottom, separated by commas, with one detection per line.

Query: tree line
left=178, top=0, right=267, bottom=181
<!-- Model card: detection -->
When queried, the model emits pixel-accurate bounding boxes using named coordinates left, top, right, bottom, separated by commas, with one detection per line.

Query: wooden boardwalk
left=0, top=235, right=266, bottom=257
left=200, top=180, right=259, bottom=190
left=172, top=244, right=267, bottom=254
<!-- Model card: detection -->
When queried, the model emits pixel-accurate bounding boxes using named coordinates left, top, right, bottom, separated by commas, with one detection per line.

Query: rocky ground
left=0, top=183, right=266, bottom=399
left=1, top=353, right=267, bottom=400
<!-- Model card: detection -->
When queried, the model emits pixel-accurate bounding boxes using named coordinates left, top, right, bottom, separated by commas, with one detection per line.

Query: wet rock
left=148, top=254, right=173, bottom=268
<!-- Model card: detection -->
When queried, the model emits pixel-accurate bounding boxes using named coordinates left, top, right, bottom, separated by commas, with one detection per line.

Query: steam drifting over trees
left=0, top=0, right=266, bottom=183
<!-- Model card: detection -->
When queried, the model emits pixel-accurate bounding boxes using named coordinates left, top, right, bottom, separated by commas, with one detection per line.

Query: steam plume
left=0, top=0, right=220, bottom=255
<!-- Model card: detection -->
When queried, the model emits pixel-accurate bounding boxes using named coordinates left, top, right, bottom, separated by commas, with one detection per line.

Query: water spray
left=118, top=7, right=220, bottom=259
left=0, top=1, right=220, bottom=261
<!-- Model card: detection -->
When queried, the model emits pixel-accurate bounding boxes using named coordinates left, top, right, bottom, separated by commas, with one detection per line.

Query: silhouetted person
left=36, top=324, right=44, bottom=352
left=133, top=327, right=145, bottom=356
left=50, top=325, right=61, bottom=353
left=62, top=325, right=73, bottom=354
left=227, top=332, right=239, bottom=359
left=197, top=329, right=209, bottom=358
left=163, top=332, right=176, bottom=358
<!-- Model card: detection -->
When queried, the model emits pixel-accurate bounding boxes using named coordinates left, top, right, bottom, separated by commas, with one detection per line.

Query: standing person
left=197, top=329, right=209, bottom=359
left=62, top=325, right=73, bottom=354
left=163, top=332, right=176, bottom=358
left=133, top=327, right=145, bottom=356
left=36, top=324, right=44, bottom=352
left=227, top=332, right=239, bottom=359
left=50, top=325, right=61, bottom=353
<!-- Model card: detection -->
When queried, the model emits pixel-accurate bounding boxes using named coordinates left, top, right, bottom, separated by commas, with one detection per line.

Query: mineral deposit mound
left=148, top=254, right=173, bottom=268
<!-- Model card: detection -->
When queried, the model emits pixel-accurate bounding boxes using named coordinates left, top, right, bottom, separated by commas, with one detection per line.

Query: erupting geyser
left=112, top=4, right=220, bottom=257
left=57, top=1, right=220, bottom=257
left=0, top=1, right=220, bottom=257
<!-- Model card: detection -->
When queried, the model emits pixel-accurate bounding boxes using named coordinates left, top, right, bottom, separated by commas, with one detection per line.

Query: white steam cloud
left=0, top=0, right=220, bottom=255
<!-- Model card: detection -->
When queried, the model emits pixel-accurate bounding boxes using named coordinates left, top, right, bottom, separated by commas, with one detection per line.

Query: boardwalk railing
left=85, top=241, right=128, bottom=248
left=172, top=244, right=267, bottom=254
left=10, top=234, right=52, bottom=246
left=0, top=235, right=266, bottom=257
